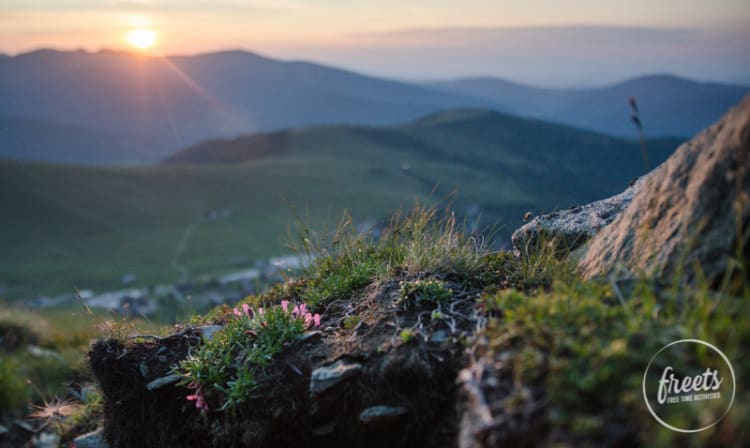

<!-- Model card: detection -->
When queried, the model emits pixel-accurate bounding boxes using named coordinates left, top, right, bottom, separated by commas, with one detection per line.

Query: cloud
left=349, top=25, right=698, bottom=47
left=292, top=25, right=750, bottom=86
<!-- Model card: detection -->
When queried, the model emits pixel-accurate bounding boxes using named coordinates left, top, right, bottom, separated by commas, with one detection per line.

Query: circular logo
left=642, top=339, right=735, bottom=433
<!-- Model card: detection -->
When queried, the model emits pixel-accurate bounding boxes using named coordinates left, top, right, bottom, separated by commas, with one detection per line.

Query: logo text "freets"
left=658, top=366, right=723, bottom=404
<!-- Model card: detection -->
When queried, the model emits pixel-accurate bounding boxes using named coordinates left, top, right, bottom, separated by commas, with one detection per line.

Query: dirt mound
left=90, top=276, right=483, bottom=447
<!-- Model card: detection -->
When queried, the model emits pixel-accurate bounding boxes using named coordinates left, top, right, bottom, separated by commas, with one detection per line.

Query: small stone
left=74, top=428, right=109, bottom=448
left=359, top=405, right=409, bottom=425
left=14, top=419, right=35, bottom=432
left=0, top=424, right=7, bottom=435
left=158, top=355, right=168, bottom=363
left=146, top=373, right=182, bottom=391
left=27, top=345, right=65, bottom=361
left=430, top=330, right=448, bottom=344
left=309, top=359, right=363, bottom=396
left=312, top=421, right=337, bottom=436
left=139, top=362, right=149, bottom=377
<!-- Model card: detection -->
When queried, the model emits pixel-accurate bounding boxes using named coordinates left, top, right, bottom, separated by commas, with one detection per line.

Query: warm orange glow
left=126, top=29, right=157, bottom=49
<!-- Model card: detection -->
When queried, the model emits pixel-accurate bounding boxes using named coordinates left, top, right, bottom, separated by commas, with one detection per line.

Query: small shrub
left=288, top=203, right=492, bottom=307
left=178, top=301, right=320, bottom=411
left=397, top=279, right=453, bottom=308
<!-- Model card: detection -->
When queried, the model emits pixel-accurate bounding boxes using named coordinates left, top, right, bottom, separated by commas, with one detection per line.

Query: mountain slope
left=0, top=49, right=488, bottom=164
left=164, top=108, right=681, bottom=207
left=0, top=109, right=682, bottom=299
left=427, top=75, right=748, bottom=137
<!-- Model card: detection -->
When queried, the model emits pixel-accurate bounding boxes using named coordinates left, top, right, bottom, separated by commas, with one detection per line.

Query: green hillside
left=0, top=109, right=682, bottom=299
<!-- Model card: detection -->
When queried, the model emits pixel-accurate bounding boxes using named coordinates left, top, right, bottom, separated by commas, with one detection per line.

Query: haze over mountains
left=0, top=49, right=746, bottom=165
left=427, top=75, right=749, bottom=137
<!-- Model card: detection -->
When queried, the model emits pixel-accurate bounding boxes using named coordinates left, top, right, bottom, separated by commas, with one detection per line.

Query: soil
left=89, top=275, right=483, bottom=447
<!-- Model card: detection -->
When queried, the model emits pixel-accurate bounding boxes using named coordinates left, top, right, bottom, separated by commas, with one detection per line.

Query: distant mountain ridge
left=0, top=48, right=745, bottom=165
left=0, top=49, right=489, bottom=164
left=426, top=74, right=748, bottom=138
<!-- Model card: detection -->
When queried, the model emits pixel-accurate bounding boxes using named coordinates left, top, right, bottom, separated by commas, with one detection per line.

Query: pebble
left=309, top=359, right=362, bottom=396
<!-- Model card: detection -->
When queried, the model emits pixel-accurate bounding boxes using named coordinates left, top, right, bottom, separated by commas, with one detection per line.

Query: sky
left=1, top=0, right=749, bottom=86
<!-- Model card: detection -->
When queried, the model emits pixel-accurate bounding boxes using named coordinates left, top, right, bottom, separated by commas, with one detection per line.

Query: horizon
left=2, top=1, right=749, bottom=86
left=3, top=44, right=749, bottom=89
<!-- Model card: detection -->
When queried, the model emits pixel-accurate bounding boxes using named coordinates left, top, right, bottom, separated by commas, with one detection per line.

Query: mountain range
left=0, top=49, right=745, bottom=165
left=427, top=75, right=748, bottom=137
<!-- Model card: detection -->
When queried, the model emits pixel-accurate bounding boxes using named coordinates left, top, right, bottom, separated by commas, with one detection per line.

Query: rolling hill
left=427, top=74, right=748, bottom=137
left=0, top=109, right=682, bottom=299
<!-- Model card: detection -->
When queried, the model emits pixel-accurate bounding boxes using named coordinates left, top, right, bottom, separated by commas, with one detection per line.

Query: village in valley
left=22, top=253, right=313, bottom=320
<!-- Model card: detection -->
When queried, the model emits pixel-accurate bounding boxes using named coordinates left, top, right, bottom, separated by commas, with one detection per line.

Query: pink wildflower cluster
left=233, top=303, right=263, bottom=319
left=186, top=387, right=208, bottom=411
left=232, top=300, right=321, bottom=328
left=280, top=300, right=321, bottom=328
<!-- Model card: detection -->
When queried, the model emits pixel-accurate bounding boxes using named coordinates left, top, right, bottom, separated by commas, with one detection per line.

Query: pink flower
left=298, top=303, right=308, bottom=316
left=187, top=391, right=208, bottom=411
left=242, top=303, right=252, bottom=318
left=257, top=307, right=264, bottom=316
left=291, top=305, right=300, bottom=317
left=233, top=307, right=242, bottom=317
left=313, top=313, right=321, bottom=327
left=281, top=300, right=290, bottom=312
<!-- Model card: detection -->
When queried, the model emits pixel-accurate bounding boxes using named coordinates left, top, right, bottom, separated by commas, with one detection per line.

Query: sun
left=126, top=29, right=157, bottom=49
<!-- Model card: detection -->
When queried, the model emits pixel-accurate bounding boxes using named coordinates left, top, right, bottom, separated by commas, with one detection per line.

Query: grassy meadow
left=0, top=110, right=682, bottom=300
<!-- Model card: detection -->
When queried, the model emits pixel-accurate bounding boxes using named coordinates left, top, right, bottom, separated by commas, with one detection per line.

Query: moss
left=0, top=357, right=29, bottom=417
left=478, top=271, right=750, bottom=446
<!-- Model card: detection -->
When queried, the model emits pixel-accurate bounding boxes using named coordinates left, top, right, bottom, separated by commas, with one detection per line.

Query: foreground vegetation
left=4, top=204, right=746, bottom=446
left=171, top=205, right=747, bottom=445
left=0, top=306, right=168, bottom=446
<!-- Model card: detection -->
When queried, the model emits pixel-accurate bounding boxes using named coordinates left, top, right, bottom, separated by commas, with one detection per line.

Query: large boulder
left=578, top=94, right=750, bottom=283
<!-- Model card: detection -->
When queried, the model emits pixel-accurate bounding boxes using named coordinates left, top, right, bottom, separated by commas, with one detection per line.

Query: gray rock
left=311, top=421, right=337, bottom=436
left=359, top=405, right=409, bottom=425
left=511, top=176, right=646, bottom=255
left=27, top=345, right=65, bottom=361
left=579, top=94, right=750, bottom=283
left=74, top=429, right=109, bottom=448
left=198, top=325, right=223, bottom=342
left=309, top=359, right=362, bottom=396
left=33, top=432, right=60, bottom=448
left=146, top=373, right=182, bottom=391
left=138, top=362, right=149, bottom=377
left=0, top=424, right=7, bottom=435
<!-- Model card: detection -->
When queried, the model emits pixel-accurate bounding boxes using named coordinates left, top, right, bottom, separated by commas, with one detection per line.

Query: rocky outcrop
left=578, top=95, right=750, bottom=283
left=511, top=176, right=646, bottom=255
left=511, top=95, right=750, bottom=286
